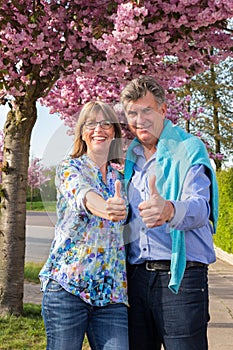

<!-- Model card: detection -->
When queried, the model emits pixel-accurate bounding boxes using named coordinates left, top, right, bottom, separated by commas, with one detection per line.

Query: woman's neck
left=86, top=153, right=108, bottom=182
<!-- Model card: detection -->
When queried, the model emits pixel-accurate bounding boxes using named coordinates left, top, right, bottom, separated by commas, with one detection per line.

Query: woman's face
left=82, top=111, right=115, bottom=159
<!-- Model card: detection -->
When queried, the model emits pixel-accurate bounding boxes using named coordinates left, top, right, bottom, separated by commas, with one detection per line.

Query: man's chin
left=136, top=132, right=157, bottom=145
left=136, top=129, right=153, bottom=139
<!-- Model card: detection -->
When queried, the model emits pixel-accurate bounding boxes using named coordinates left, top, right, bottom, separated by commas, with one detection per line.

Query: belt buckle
left=145, top=262, right=156, bottom=271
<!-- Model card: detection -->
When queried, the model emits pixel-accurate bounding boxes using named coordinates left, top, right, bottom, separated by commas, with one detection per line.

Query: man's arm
left=139, top=165, right=210, bottom=230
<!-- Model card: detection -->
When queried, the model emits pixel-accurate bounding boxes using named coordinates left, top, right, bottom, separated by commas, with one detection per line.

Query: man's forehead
left=126, top=101, right=151, bottom=112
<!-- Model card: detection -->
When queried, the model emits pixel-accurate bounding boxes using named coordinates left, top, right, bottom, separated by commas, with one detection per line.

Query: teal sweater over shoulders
left=124, top=119, right=218, bottom=293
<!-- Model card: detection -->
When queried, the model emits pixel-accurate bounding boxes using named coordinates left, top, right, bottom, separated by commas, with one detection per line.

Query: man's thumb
left=149, top=175, right=159, bottom=197
left=114, top=180, right=122, bottom=198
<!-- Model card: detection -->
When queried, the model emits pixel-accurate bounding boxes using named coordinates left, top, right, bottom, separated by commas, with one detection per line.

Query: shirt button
left=143, top=248, right=147, bottom=251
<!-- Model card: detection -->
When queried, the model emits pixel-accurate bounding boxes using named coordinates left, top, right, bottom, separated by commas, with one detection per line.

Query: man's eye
left=127, top=112, right=137, bottom=118
left=143, top=108, right=152, bottom=114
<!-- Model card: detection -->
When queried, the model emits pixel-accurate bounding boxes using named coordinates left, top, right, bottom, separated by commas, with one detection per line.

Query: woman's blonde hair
left=71, top=101, right=123, bottom=164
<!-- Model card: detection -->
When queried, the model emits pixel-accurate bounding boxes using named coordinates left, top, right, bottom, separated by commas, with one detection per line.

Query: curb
left=214, top=245, right=233, bottom=266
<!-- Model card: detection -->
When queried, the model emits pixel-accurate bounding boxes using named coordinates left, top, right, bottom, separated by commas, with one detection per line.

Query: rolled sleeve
left=167, top=164, right=211, bottom=231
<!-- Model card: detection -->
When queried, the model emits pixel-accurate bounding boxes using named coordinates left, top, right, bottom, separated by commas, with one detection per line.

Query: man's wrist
left=166, top=201, right=175, bottom=222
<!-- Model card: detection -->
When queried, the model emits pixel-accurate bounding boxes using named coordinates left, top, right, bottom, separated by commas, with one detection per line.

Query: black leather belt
left=141, top=260, right=207, bottom=272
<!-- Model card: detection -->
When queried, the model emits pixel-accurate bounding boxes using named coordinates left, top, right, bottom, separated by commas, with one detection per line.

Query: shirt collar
left=132, top=144, right=156, bottom=163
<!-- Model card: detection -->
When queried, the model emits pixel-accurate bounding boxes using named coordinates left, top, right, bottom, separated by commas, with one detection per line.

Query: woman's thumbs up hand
left=106, top=180, right=127, bottom=221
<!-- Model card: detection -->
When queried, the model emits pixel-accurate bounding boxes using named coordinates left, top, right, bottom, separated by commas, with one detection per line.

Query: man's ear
left=160, top=103, right=167, bottom=118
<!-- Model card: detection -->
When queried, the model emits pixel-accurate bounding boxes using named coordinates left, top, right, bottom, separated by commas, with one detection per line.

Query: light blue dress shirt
left=125, top=145, right=216, bottom=265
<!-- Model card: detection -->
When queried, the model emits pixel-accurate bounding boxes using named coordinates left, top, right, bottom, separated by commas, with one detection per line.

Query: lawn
left=0, top=304, right=91, bottom=349
left=0, top=304, right=46, bottom=350
left=26, top=201, right=56, bottom=212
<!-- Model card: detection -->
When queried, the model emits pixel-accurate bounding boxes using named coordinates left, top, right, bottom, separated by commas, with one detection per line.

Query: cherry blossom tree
left=27, top=158, right=51, bottom=209
left=0, top=0, right=107, bottom=315
left=0, top=0, right=233, bottom=315
left=42, top=2, right=233, bottom=129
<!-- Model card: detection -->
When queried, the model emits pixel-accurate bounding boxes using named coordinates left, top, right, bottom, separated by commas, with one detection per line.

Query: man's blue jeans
left=42, top=280, right=129, bottom=350
left=127, top=264, right=210, bottom=350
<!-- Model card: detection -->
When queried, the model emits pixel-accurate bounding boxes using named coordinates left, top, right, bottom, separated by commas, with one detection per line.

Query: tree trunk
left=210, top=65, right=222, bottom=171
left=0, top=99, right=37, bottom=316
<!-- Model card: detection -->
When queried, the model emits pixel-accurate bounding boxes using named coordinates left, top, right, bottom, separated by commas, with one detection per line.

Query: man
left=121, top=76, right=218, bottom=350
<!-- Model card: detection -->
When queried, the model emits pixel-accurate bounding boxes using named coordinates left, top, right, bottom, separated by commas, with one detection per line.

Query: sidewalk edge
left=214, top=245, right=233, bottom=266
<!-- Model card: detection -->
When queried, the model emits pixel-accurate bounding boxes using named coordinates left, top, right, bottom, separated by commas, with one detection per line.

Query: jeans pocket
left=179, top=267, right=207, bottom=293
left=46, top=279, right=63, bottom=292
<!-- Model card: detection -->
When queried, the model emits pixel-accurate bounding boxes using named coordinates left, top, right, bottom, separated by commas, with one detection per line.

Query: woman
left=39, top=101, right=129, bottom=350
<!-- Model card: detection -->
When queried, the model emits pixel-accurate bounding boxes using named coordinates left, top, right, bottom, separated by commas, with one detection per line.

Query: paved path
left=208, top=259, right=233, bottom=349
left=24, top=258, right=233, bottom=349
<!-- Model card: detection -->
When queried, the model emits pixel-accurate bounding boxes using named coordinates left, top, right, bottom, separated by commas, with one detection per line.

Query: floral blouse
left=39, top=155, right=128, bottom=307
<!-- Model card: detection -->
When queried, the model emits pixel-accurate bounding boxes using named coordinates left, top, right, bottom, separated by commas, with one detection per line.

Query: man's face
left=125, top=91, right=167, bottom=149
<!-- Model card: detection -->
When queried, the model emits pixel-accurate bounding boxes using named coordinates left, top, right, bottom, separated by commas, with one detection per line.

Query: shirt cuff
left=168, top=200, right=188, bottom=229
left=79, top=188, right=93, bottom=214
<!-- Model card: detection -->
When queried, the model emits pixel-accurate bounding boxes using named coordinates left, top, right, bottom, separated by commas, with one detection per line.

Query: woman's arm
left=85, top=180, right=127, bottom=221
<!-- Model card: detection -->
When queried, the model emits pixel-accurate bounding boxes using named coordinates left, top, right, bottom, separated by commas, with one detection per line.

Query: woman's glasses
left=84, top=120, right=113, bottom=130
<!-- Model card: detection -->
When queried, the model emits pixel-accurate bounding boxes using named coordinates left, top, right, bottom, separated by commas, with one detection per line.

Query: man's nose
left=136, top=112, right=145, bottom=123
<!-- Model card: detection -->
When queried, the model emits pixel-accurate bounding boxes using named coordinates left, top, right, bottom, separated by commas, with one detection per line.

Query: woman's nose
left=94, top=122, right=102, bottom=130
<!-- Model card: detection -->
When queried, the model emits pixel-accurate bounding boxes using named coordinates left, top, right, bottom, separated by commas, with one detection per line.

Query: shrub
left=214, top=168, right=233, bottom=253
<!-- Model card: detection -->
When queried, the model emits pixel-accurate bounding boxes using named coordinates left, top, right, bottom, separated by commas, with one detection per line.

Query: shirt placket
left=139, top=167, right=150, bottom=259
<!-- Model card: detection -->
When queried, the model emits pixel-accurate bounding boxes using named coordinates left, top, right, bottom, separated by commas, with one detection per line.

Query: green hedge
left=214, top=168, right=233, bottom=254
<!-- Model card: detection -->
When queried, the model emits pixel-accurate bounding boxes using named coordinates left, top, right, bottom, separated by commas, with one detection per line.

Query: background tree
left=170, top=56, right=233, bottom=170
left=0, top=0, right=233, bottom=315
left=40, top=166, right=57, bottom=202
left=27, top=158, right=51, bottom=209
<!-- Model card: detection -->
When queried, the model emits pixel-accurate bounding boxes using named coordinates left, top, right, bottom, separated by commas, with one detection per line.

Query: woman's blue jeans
left=42, top=280, right=129, bottom=350
left=127, top=264, right=210, bottom=350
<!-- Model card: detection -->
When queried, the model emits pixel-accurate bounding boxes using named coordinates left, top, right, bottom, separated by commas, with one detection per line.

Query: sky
left=0, top=103, right=74, bottom=166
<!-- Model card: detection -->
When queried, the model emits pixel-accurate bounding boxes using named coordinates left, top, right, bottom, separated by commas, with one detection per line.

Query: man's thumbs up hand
left=149, top=175, right=160, bottom=198
left=138, top=175, right=174, bottom=228
left=106, top=180, right=127, bottom=221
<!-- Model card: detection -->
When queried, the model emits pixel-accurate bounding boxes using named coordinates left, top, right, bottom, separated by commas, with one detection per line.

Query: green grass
left=24, top=262, right=43, bottom=284
left=0, top=304, right=90, bottom=349
left=0, top=304, right=46, bottom=349
left=26, top=201, right=56, bottom=212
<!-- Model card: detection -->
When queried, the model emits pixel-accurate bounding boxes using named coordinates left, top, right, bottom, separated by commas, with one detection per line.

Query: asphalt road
left=25, top=211, right=56, bottom=263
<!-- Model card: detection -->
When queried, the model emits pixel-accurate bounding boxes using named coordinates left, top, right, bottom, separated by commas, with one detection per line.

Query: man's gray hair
left=120, top=76, right=166, bottom=107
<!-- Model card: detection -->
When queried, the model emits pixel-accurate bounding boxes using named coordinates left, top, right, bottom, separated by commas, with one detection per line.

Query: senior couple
left=39, top=76, right=218, bottom=350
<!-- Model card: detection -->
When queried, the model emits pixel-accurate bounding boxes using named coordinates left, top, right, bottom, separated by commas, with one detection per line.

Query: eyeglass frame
left=83, top=120, right=114, bottom=130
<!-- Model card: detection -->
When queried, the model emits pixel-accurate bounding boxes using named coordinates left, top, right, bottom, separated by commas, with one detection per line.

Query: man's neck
left=142, top=144, right=157, bottom=160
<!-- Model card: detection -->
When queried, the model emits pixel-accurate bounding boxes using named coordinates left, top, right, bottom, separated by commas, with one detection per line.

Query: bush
left=214, top=168, right=233, bottom=254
